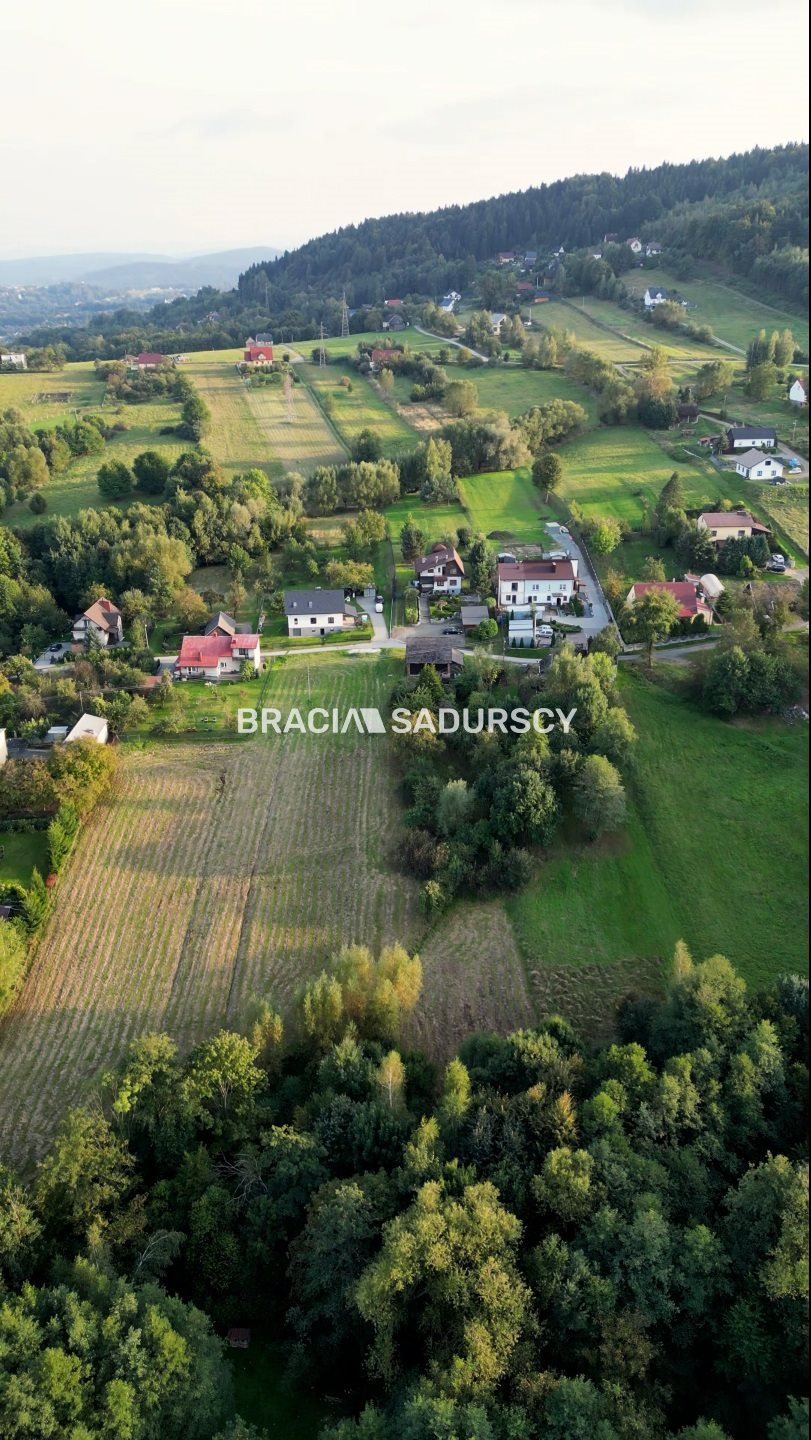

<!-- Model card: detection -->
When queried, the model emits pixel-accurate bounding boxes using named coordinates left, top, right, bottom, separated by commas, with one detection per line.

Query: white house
left=726, top=426, right=777, bottom=451
left=0, top=352, right=27, bottom=370
left=0, top=729, right=6, bottom=766
left=72, top=598, right=123, bottom=647
left=283, top=589, right=351, bottom=638
left=645, top=242, right=662, bottom=257
left=734, top=450, right=784, bottom=482
left=414, top=542, right=465, bottom=595
left=176, top=633, right=261, bottom=678
left=789, top=377, right=807, bottom=406
left=65, top=714, right=109, bottom=745
left=644, top=285, right=677, bottom=308
left=490, top=312, right=507, bottom=334
left=497, top=558, right=578, bottom=610
left=697, top=511, right=771, bottom=543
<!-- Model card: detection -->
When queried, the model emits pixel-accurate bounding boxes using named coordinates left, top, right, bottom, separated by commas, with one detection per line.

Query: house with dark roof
left=644, top=285, right=674, bottom=308
left=697, top=510, right=771, bottom=541
left=497, top=558, right=577, bottom=610
left=203, top=611, right=238, bottom=638
left=72, top=598, right=123, bottom=648
left=405, top=637, right=464, bottom=679
left=726, top=425, right=777, bottom=451
left=283, top=589, right=352, bottom=637
left=176, top=633, right=261, bottom=678
left=414, top=543, right=465, bottom=595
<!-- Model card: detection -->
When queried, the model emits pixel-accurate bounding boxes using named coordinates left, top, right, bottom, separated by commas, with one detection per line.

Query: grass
left=185, top=351, right=277, bottom=478
left=302, top=363, right=417, bottom=458
left=458, top=468, right=550, bottom=543
left=624, top=266, right=810, bottom=355
left=244, top=375, right=347, bottom=473
left=558, top=426, right=727, bottom=524
left=459, top=365, right=599, bottom=423
left=0, top=830, right=49, bottom=887
left=508, top=669, right=809, bottom=992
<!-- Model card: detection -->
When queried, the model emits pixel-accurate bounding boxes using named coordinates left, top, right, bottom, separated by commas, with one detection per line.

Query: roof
left=254, top=333, right=274, bottom=344
left=727, top=425, right=777, bottom=440
left=699, top=573, right=725, bottom=598
left=734, top=450, right=783, bottom=472
left=203, top=611, right=237, bottom=636
left=699, top=510, right=759, bottom=528
left=136, top=352, right=164, bottom=364
left=628, top=581, right=708, bottom=619
left=65, top=713, right=107, bottom=742
left=178, top=634, right=259, bottom=666
left=384, top=298, right=403, bottom=306
left=79, top=598, right=121, bottom=632
left=646, top=286, right=671, bottom=299
left=461, top=605, right=490, bottom=626
left=414, top=543, right=465, bottom=575
left=283, top=589, right=347, bottom=616
left=405, top=637, right=464, bottom=666
left=498, top=559, right=576, bottom=583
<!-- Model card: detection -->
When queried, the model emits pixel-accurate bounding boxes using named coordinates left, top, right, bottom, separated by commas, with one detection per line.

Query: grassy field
left=458, top=468, right=549, bottom=543
left=0, top=363, right=185, bottom=527
left=507, top=669, right=809, bottom=1002
left=245, top=375, right=347, bottom=472
left=302, top=363, right=417, bottom=458
left=558, top=426, right=727, bottom=524
left=460, top=364, right=599, bottom=423
left=0, top=830, right=49, bottom=887
left=185, top=351, right=278, bottom=478
left=624, top=266, right=810, bottom=355
left=755, top=483, right=810, bottom=557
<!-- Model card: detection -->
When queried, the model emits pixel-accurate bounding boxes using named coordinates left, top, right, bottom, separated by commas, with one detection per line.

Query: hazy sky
left=2, top=0, right=808, bottom=258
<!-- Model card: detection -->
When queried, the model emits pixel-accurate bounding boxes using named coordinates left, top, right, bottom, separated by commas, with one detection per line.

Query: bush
left=29, top=492, right=48, bottom=514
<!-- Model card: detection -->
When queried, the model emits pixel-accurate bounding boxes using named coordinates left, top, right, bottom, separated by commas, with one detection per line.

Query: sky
left=2, top=0, right=808, bottom=259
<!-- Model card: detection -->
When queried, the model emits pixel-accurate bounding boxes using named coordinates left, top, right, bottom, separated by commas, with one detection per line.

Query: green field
left=460, top=364, right=599, bottom=423
left=558, top=426, right=727, bottom=524
left=459, top=468, right=550, bottom=543
left=0, top=830, right=49, bottom=887
left=302, top=363, right=417, bottom=458
left=508, top=669, right=809, bottom=989
left=624, top=266, right=810, bottom=355
left=185, top=351, right=278, bottom=477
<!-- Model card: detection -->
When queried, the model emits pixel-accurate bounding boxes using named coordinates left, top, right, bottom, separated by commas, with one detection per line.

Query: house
left=496, top=252, right=515, bottom=265
left=65, top=714, right=109, bottom=745
left=0, top=352, right=26, bottom=370
left=697, top=510, right=770, bottom=542
left=522, top=251, right=537, bottom=267
left=226, top=1329, right=251, bottom=1350
left=497, top=558, right=578, bottom=610
left=625, top=581, right=713, bottom=623
left=789, top=377, right=807, bottom=406
left=734, top=451, right=785, bottom=482
left=644, top=285, right=673, bottom=308
left=283, top=589, right=351, bottom=638
left=72, top=598, right=123, bottom=648
left=414, top=542, right=465, bottom=595
left=132, top=352, right=165, bottom=369
left=243, top=337, right=274, bottom=364
left=405, top=637, right=464, bottom=679
left=203, top=611, right=238, bottom=638
left=384, top=298, right=403, bottom=308
left=460, top=604, right=490, bottom=634
left=726, top=425, right=777, bottom=451
left=387, top=313, right=407, bottom=331
left=603, top=232, right=619, bottom=245
left=645, top=242, right=663, bottom=257
left=677, top=403, right=699, bottom=422
left=626, top=237, right=643, bottom=253
left=490, top=312, right=507, bottom=334
left=0, top=729, right=6, bottom=766
left=176, top=633, right=261, bottom=678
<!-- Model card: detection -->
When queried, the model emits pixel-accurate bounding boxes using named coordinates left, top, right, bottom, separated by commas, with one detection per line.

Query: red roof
left=178, top=634, right=259, bottom=666
left=628, top=581, right=710, bottom=619
left=384, top=298, right=403, bottom=307
left=136, top=352, right=164, bottom=365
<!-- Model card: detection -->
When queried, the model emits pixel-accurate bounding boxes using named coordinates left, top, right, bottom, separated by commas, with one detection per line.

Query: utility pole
left=318, top=322, right=327, bottom=368
left=340, top=291, right=350, bottom=339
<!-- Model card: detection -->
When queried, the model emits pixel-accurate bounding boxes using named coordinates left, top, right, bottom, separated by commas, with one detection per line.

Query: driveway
left=33, top=642, right=73, bottom=670
left=355, top=599, right=389, bottom=642
left=544, top=523, right=613, bottom=640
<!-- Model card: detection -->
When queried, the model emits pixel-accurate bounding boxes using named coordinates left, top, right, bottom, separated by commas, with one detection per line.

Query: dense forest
left=0, top=944, right=807, bottom=1440
left=17, top=144, right=809, bottom=359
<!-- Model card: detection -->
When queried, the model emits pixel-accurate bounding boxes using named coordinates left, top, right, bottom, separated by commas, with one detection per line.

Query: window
left=310, top=617, right=317, bottom=625
left=327, top=616, right=334, bottom=624
left=511, top=582, right=518, bottom=592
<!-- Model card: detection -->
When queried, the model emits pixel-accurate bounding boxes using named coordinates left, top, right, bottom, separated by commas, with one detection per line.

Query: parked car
left=767, top=557, right=787, bottom=572
left=48, top=642, right=63, bottom=653
left=375, top=595, right=384, bottom=613
left=441, top=626, right=461, bottom=635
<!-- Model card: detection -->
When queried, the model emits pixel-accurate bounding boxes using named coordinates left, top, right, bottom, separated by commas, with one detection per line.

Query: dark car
left=441, top=626, right=461, bottom=635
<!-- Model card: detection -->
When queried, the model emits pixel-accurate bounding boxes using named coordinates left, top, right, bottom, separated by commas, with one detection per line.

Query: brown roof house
left=697, top=511, right=771, bottom=543
left=203, top=611, right=238, bottom=638
left=405, top=637, right=464, bottom=679
left=414, top=542, right=465, bottom=595
left=72, top=598, right=123, bottom=648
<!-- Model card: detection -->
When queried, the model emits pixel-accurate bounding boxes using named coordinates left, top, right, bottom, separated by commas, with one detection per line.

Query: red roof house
left=134, top=352, right=165, bottom=369
left=244, top=340, right=274, bottom=363
left=626, top=581, right=713, bottom=622
left=177, top=633, right=261, bottom=678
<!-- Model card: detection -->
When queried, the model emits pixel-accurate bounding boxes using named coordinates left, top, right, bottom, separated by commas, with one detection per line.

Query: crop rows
left=244, top=378, right=346, bottom=471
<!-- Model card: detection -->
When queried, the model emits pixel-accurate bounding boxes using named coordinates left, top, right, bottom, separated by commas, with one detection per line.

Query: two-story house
left=284, top=589, right=351, bottom=637
left=414, top=543, right=465, bottom=595
left=72, top=598, right=124, bottom=647
left=497, top=558, right=578, bottom=611
left=176, top=633, right=261, bottom=679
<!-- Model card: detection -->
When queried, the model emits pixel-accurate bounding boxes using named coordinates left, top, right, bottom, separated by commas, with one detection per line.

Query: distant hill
left=0, top=247, right=281, bottom=291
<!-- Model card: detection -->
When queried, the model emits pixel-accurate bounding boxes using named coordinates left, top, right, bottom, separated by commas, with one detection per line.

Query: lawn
left=302, top=363, right=417, bottom=458
left=755, top=483, right=809, bottom=558
left=461, top=364, right=599, bottom=423
left=558, top=426, right=726, bottom=525
left=0, top=830, right=49, bottom=887
left=185, top=351, right=278, bottom=478
left=458, top=468, right=550, bottom=543
left=508, top=669, right=809, bottom=992
left=569, top=295, right=721, bottom=370
left=624, top=266, right=810, bottom=355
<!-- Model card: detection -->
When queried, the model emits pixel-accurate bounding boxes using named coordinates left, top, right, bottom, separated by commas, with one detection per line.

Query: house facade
left=734, top=451, right=784, bottom=482
left=0, top=352, right=26, bottom=370
left=72, top=598, right=123, bottom=647
left=625, top=581, right=713, bottom=623
left=414, top=543, right=465, bottom=595
left=244, top=337, right=274, bottom=363
left=497, top=558, right=577, bottom=610
left=644, top=286, right=672, bottom=308
left=697, top=511, right=770, bottom=542
left=726, top=426, right=776, bottom=451
left=789, top=378, right=807, bottom=406
left=283, top=589, right=350, bottom=637
left=176, top=633, right=261, bottom=679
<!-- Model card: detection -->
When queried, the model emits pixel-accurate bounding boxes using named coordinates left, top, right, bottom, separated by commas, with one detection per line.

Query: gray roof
left=405, top=637, right=464, bottom=666
left=647, top=285, right=671, bottom=298
left=735, top=449, right=782, bottom=471
left=461, top=605, right=490, bottom=626
left=284, top=589, right=347, bottom=617
left=204, top=610, right=237, bottom=636
left=727, top=425, right=777, bottom=440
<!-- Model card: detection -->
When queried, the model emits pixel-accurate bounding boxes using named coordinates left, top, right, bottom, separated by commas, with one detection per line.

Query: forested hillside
left=17, top=144, right=809, bottom=360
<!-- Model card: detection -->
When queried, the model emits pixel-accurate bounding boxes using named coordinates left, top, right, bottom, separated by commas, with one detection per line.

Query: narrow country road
left=412, top=326, right=490, bottom=363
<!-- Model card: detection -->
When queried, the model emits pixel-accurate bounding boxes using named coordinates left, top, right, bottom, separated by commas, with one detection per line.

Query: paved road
left=355, top=598, right=389, bottom=643
left=412, top=326, right=490, bottom=363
